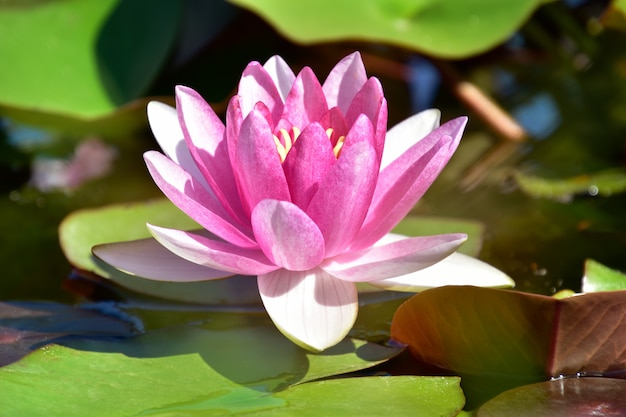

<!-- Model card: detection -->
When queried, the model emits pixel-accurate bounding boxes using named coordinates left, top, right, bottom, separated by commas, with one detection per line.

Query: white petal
left=380, top=108, right=441, bottom=170
left=258, top=268, right=358, bottom=352
left=369, top=252, right=515, bottom=292
left=147, top=101, right=209, bottom=189
left=322, top=234, right=467, bottom=282
left=92, top=237, right=232, bottom=282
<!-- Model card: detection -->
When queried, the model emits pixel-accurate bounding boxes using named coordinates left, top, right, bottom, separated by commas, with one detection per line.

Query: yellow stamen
left=273, top=127, right=302, bottom=162
left=333, top=136, right=346, bottom=158
left=273, top=136, right=288, bottom=162
left=273, top=126, right=345, bottom=162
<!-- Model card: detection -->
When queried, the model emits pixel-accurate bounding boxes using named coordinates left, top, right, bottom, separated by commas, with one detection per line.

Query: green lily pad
left=514, top=169, right=626, bottom=202
left=242, top=376, right=465, bottom=417
left=582, top=258, right=626, bottom=293
left=229, top=0, right=549, bottom=58
left=59, top=198, right=198, bottom=273
left=0, top=321, right=407, bottom=417
left=0, top=0, right=179, bottom=126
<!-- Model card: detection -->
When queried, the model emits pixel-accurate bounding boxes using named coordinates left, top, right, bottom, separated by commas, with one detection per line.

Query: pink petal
left=322, top=233, right=467, bottom=282
left=176, top=86, right=246, bottom=223
left=380, top=109, right=441, bottom=170
left=147, top=101, right=207, bottom=188
left=238, top=61, right=284, bottom=121
left=226, top=99, right=276, bottom=165
left=344, top=78, right=386, bottom=157
left=374, top=98, right=388, bottom=159
left=144, top=151, right=257, bottom=248
left=306, top=116, right=378, bottom=256
left=234, top=109, right=291, bottom=212
left=148, top=225, right=278, bottom=275
left=92, top=238, right=232, bottom=282
left=258, top=268, right=358, bottom=351
left=282, top=122, right=336, bottom=208
left=353, top=117, right=468, bottom=249
left=251, top=200, right=325, bottom=271
left=368, top=251, right=515, bottom=291
left=225, top=96, right=244, bottom=168
left=263, top=55, right=296, bottom=102
left=281, top=67, right=328, bottom=128
left=322, top=52, right=367, bottom=113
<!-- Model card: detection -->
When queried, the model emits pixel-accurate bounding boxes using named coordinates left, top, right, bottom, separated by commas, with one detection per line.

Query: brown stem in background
left=434, top=60, right=528, bottom=142
left=361, top=52, right=528, bottom=142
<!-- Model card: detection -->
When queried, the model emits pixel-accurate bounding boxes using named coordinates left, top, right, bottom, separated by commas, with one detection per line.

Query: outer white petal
left=147, top=101, right=209, bottom=190
left=258, top=268, right=358, bottom=352
left=380, top=108, right=441, bottom=170
left=92, top=238, right=232, bottom=282
left=263, top=55, right=296, bottom=102
left=368, top=252, right=515, bottom=292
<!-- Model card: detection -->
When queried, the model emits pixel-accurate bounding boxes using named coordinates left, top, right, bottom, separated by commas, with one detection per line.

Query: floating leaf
left=229, top=0, right=548, bottom=58
left=246, top=376, right=464, bottom=417
left=476, top=377, right=626, bottom=417
left=391, top=286, right=626, bottom=402
left=583, top=258, right=626, bottom=293
left=514, top=169, right=626, bottom=202
left=0, top=320, right=406, bottom=417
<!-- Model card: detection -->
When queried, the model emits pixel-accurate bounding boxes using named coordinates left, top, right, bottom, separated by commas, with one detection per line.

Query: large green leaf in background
left=0, top=0, right=179, bottom=127
left=229, top=0, right=549, bottom=58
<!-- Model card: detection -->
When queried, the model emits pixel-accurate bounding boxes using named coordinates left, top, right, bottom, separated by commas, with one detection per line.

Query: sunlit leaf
left=391, top=286, right=626, bottom=401
left=0, top=321, right=404, bottom=417
left=476, top=377, right=626, bottom=417
left=246, top=376, right=465, bottom=417
left=229, top=0, right=549, bottom=58
left=583, top=258, right=626, bottom=293
left=59, top=198, right=196, bottom=267
left=514, top=169, right=626, bottom=202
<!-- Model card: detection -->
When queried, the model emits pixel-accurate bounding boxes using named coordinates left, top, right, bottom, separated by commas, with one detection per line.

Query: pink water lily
left=94, top=52, right=511, bottom=351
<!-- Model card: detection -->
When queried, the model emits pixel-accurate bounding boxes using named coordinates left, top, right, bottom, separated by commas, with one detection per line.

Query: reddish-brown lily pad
left=477, top=377, right=626, bottom=417
left=390, top=286, right=626, bottom=382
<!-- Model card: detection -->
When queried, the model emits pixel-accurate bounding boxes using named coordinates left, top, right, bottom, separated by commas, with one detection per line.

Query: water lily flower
left=94, top=52, right=513, bottom=351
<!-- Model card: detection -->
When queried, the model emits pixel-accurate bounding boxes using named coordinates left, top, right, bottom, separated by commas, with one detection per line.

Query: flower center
left=273, top=127, right=345, bottom=162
